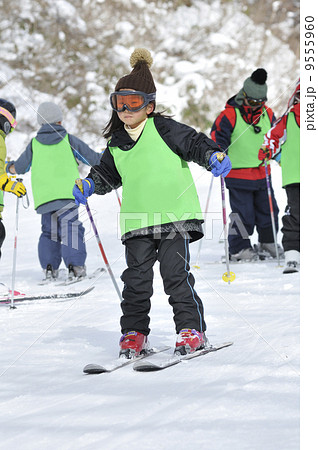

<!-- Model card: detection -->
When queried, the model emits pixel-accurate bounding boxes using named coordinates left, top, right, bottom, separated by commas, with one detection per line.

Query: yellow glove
left=0, top=173, right=26, bottom=197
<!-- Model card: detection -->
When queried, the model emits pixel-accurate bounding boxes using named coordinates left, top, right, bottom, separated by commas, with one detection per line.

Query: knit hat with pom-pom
left=115, top=48, right=156, bottom=93
left=235, top=68, right=268, bottom=105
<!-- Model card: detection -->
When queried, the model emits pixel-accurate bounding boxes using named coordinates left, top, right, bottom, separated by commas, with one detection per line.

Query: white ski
left=133, top=342, right=233, bottom=372
left=57, top=268, right=106, bottom=286
left=83, top=346, right=171, bottom=374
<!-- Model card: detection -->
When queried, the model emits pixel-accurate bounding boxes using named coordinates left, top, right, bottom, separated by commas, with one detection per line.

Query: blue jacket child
left=7, top=102, right=101, bottom=281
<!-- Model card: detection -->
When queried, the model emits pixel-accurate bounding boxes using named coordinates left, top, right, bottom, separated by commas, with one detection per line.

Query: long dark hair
left=102, top=103, right=171, bottom=139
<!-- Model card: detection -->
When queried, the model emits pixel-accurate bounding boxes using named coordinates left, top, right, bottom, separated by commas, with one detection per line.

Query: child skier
left=7, top=101, right=101, bottom=280
left=73, top=48, right=231, bottom=358
left=259, top=79, right=300, bottom=273
left=211, top=69, right=283, bottom=261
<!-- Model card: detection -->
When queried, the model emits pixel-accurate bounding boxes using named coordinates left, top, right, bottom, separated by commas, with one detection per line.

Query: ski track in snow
left=0, top=164, right=299, bottom=449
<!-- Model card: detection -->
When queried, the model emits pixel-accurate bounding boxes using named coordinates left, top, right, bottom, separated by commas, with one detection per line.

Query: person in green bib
left=0, top=99, right=26, bottom=261
left=211, top=69, right=283, bottom=262
left=73, top=48, right=231, bottom=358
left=259, top=79, right=300, bottom=274
left=7, top=101, right=101, bottom=281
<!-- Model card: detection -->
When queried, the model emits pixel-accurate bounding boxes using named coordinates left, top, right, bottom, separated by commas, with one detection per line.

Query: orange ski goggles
left=110, top=91, right=156, bottom=112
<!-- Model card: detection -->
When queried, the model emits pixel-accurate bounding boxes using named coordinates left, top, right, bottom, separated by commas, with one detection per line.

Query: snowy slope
left=0, top=163, right=300, bottom=450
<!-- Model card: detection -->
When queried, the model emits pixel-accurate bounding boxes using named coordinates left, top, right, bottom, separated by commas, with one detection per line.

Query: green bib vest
left=31, top=135, right=79, bottom=209
left=280, top=113, right=300, bottom=187
left=109, top=118, right=202, bottom=237
left=228, top=109, right=272, bottom=169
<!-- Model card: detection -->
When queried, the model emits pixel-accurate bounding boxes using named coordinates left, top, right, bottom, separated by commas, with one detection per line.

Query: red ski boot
left=174, top=328, right=206, bottom=355
left=119, top=331, right=149, bottom=359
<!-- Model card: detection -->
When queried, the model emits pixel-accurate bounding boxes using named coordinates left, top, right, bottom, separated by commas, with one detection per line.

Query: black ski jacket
left=88, top=116, right=220, bottom=241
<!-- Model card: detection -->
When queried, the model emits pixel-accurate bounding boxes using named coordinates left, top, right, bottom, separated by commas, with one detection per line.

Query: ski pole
left=214, top=153, right=235, bottom=284
left=193, top=175, right=214, bottom=269
left=75, top=179, right=122, bottom=301
left=10, top=180, right=23, bottom=309
left=220, top=174, right=235, bottom=284
left=263, top=155, right=280, bottom=265
left=114, top=189, right=121, bottom=207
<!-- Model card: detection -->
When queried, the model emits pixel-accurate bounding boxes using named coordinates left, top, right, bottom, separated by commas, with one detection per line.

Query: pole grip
left=261, top=145, right=269, bottom=163
left=75, top=178, right=84, bottom=193
left=216, top=152, right=225, bottom=162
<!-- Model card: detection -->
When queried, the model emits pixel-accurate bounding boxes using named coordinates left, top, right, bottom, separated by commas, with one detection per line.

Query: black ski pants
left=120, top=233, right=206, bottom=336
left=282, top=184, right=300, bottom=252
left=0, top=219, right=5, bottom=260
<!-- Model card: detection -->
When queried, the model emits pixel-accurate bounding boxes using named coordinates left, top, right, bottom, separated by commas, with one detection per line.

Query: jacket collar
left=109, top=127, right=138, bottom=150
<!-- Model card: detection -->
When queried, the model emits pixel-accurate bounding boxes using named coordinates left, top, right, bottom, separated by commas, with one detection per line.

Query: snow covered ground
left=0, top=162, right=300, bottom=449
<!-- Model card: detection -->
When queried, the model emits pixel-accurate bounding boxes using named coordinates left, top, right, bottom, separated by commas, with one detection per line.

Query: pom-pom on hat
left=235, top=68, right=268, bottom=105
left=37, top=101, right=63, bottom=125
left=115, top=48, right=157, bottom=94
